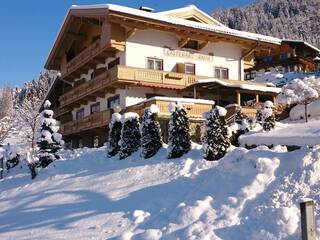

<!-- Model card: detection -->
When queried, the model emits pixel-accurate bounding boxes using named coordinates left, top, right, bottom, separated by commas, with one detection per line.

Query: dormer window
left=182, top=40, right=199, bottom=50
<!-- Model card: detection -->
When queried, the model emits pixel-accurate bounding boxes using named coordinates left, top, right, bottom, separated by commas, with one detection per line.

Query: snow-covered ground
left=239, top=118, right=320, bottom=147
left=1, top=144, right=320, bottom=239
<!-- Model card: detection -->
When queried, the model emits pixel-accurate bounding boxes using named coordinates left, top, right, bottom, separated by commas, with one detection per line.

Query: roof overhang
left=188, top=79, right=281, bottom=94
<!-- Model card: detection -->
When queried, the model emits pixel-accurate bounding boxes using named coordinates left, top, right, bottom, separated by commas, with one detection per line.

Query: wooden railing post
left=300, top=200, right=317, bottom=240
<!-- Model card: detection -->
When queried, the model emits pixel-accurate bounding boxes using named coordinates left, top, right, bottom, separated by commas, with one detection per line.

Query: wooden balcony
left=59, top=65, right=208, bottom=109
left=126, top=97, right=214, bottom=120
left=61, top=38, right=124, bottom=81
left=60, top=109, right=111, bottom=136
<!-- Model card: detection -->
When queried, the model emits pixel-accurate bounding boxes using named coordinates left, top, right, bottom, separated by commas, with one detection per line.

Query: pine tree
left=119, top=112, right=141, bottom=159
left=141, top=104, right=162, bottom=158
left=203, top=106, right=230, bottom=161
left=235, top=106, right=244, bottom=124
left=107, top=113, right=122, bottom=157
left=167, top=103, right=191, bottom=159
left=37, top=100, right=63, bottom=168
left=261, top=101, right=276, bottom=131
left=4, top=144, right=20, bottom=170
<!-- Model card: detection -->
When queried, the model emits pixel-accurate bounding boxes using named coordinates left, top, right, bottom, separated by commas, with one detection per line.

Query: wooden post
left=193, top=86, right=197, bottom=99
left=236, top=92, right=241, bottom=106
left=255, top=94, right=259, bottom=104
left=300, top=200, right=316, bottom=240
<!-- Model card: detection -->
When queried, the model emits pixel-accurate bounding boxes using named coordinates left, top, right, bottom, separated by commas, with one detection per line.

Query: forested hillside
left=213, top=0, right=320, bottom=48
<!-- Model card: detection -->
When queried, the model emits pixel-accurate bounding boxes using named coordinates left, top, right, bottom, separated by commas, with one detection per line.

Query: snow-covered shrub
left=167, top=102, right=191, bottom=159
left=141, top=104, right=162, bottom=158
left=37, top=100, right=64, bottom=168
left=4, top=144, right=20, bottom=170
left=277, top=77, right=319, bottom=122
left=262, top=101, right=276, bottom=131
left=119, top=112, right=141, bottom=159
left=203, top=106, right=230, bottom=161
left=289, top=99, right=320, bottom=120
left=107, top=113, right=122, bottom=157
left=235, top=105, right=244, bottom=124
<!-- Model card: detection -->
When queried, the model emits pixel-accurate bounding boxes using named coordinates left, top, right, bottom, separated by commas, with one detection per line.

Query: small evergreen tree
left=119, top=112, right=141, bottom=159
left=37, top=100, right=63, bottom=168
left=261, top=101, right=276, bottom=131
left=167, top=102, right=191, bottom=159
left=203, top=106, right=230, bottom=161
left=4, top=144, right=20, bottom=170
left=107, top=113, right=122, bottom=157
left=141, top=104, right=162, bottom=158
left=235, top=105, right=244, bottom=124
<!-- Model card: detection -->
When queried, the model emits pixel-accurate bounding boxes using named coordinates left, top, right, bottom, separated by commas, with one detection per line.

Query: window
left=107, top=95, right=120, bottom=109
left=263, top=56, right=273, bottom=63
left=147, top=58, right=163, bottom=70
left=108, top=57, right=120, bottom=69
left=90, top=102, right=100, bottom=114
left=182, top=40, right=199, bottom=50
left=245, top=72, right=256, bottom=80
left=76, top=108, right=84, bottom=120
left=185, top=63, right=195, bottom=75
left=280, top=53, right=290, bottom=60
left=214, top=67, right=229, bottom=79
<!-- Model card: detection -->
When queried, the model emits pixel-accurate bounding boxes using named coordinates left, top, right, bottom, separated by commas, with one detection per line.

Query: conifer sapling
left=167, top=102, right=191, bottom=159
left=141, top=104, right=162, bottom=158
left=107, top=112, right=122, bottom=157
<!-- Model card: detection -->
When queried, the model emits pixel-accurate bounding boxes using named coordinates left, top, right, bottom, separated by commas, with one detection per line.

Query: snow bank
left=2, top=144, right=320, bottom=239
left=239, top=120, right=320, bottom=147
left=290, top=99, right=320, bottom=120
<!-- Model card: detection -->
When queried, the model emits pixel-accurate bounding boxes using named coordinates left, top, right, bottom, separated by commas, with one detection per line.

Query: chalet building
left=245, top=40, right=320, bottom=80
left=44, top=4, right=282, bottom=148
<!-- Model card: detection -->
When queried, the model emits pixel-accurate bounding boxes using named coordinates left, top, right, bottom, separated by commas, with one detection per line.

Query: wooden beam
left=127, top=28, right=137, bottom=38
left=198, top=41, right=209, bottom=50
left=66, top=32, right=87, bottom=41
left=179, top=37, right=189, bottom=48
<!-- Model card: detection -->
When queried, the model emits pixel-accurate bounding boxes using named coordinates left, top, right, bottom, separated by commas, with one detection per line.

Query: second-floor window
left=107, top=95, right=120, bottom=109
left=147, top=58, right=163, bottom=71
left=214, top=67, right=229, bottom=79
left=182, top=40, right=199, bottom=50
left=185, top=63, right=195, bottom=75
left=90, top=102, right=100, bottom=114
left=76, top=108, right=84, bottom=120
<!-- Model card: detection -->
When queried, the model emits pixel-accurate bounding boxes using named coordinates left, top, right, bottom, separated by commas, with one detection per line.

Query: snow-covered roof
left=282, top=39, right=320, bottom=53
left=69, top=4, right=282, bottom=45
left=193, top=79, right=281, bottom=93
left=157, top=5, right=226, bottom=27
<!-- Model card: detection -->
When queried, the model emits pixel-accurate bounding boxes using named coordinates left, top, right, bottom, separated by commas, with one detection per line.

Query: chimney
left=139, top=6, right=154, bottom=12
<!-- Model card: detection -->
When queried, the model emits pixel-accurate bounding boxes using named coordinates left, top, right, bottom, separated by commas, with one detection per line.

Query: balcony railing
left=59, top=65, right=208, bottom=108
left=126, top=97, right=214, bottom=120
left=60, top=109, right=111, bottom=136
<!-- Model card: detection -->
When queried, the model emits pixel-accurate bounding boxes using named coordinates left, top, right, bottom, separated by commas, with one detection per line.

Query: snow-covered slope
left=1, top=144, right=320, bottom=239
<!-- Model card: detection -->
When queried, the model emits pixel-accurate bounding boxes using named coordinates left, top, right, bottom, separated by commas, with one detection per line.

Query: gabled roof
left=282, top=40, right=320, bottom=53
left=157, top=5, right=226, bottom=27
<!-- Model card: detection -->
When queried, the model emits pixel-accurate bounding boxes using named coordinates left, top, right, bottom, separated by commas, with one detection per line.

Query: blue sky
left=0, top=0, right=254, bottom=87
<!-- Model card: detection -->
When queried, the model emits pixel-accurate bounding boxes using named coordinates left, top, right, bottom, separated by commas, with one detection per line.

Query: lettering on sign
left=163, top=47, right=213, bottom=62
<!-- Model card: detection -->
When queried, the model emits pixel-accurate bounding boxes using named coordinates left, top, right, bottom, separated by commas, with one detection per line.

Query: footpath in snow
left=1, top=144, right=320, bottom=239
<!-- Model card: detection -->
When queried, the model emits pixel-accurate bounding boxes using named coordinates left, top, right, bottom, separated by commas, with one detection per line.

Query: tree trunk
left=0, top=156, right=3, bottom=179
left=304, top=102, right=308, bottom=123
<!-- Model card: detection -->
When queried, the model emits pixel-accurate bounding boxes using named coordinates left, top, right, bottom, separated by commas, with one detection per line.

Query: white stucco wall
left=71, top=86, right=180, bottom=119
left=125, top=29, right=243, bottom=80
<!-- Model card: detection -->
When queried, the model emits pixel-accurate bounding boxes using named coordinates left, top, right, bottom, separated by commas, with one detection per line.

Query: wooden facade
left=43, top=4, right=282, bottom=148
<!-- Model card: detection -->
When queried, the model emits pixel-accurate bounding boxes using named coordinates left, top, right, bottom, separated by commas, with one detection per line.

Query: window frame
left=90, top=102, right=100, bottom=115
left=147, top=57, right=163, bottom=71
left=107, top=95, right=120, bottom=109
left=185, top=63, right=196, bottom=75
left=76, top=108, right=84, bottom=120
left=214, top=67, right=229, bottom=79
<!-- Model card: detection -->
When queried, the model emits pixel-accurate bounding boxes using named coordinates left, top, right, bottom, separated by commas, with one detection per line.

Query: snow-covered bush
left=107, top=113, right=122, bottom=157
left=261, top=101, right=276, bottom=131
left=4, top=144, right=20, bottom=170
left=140, top=104, right=162, bottom=158
left=119, top=112, right=141, bottom=159
left=277, top=77, right=319, bottom=122
left=167, top=102, right=191, bottom=159
left=203, top=106, right=230, bottom=161
left=289, top=99, right=320, bottom=120
left=37, top=100, right=64, bottom=168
